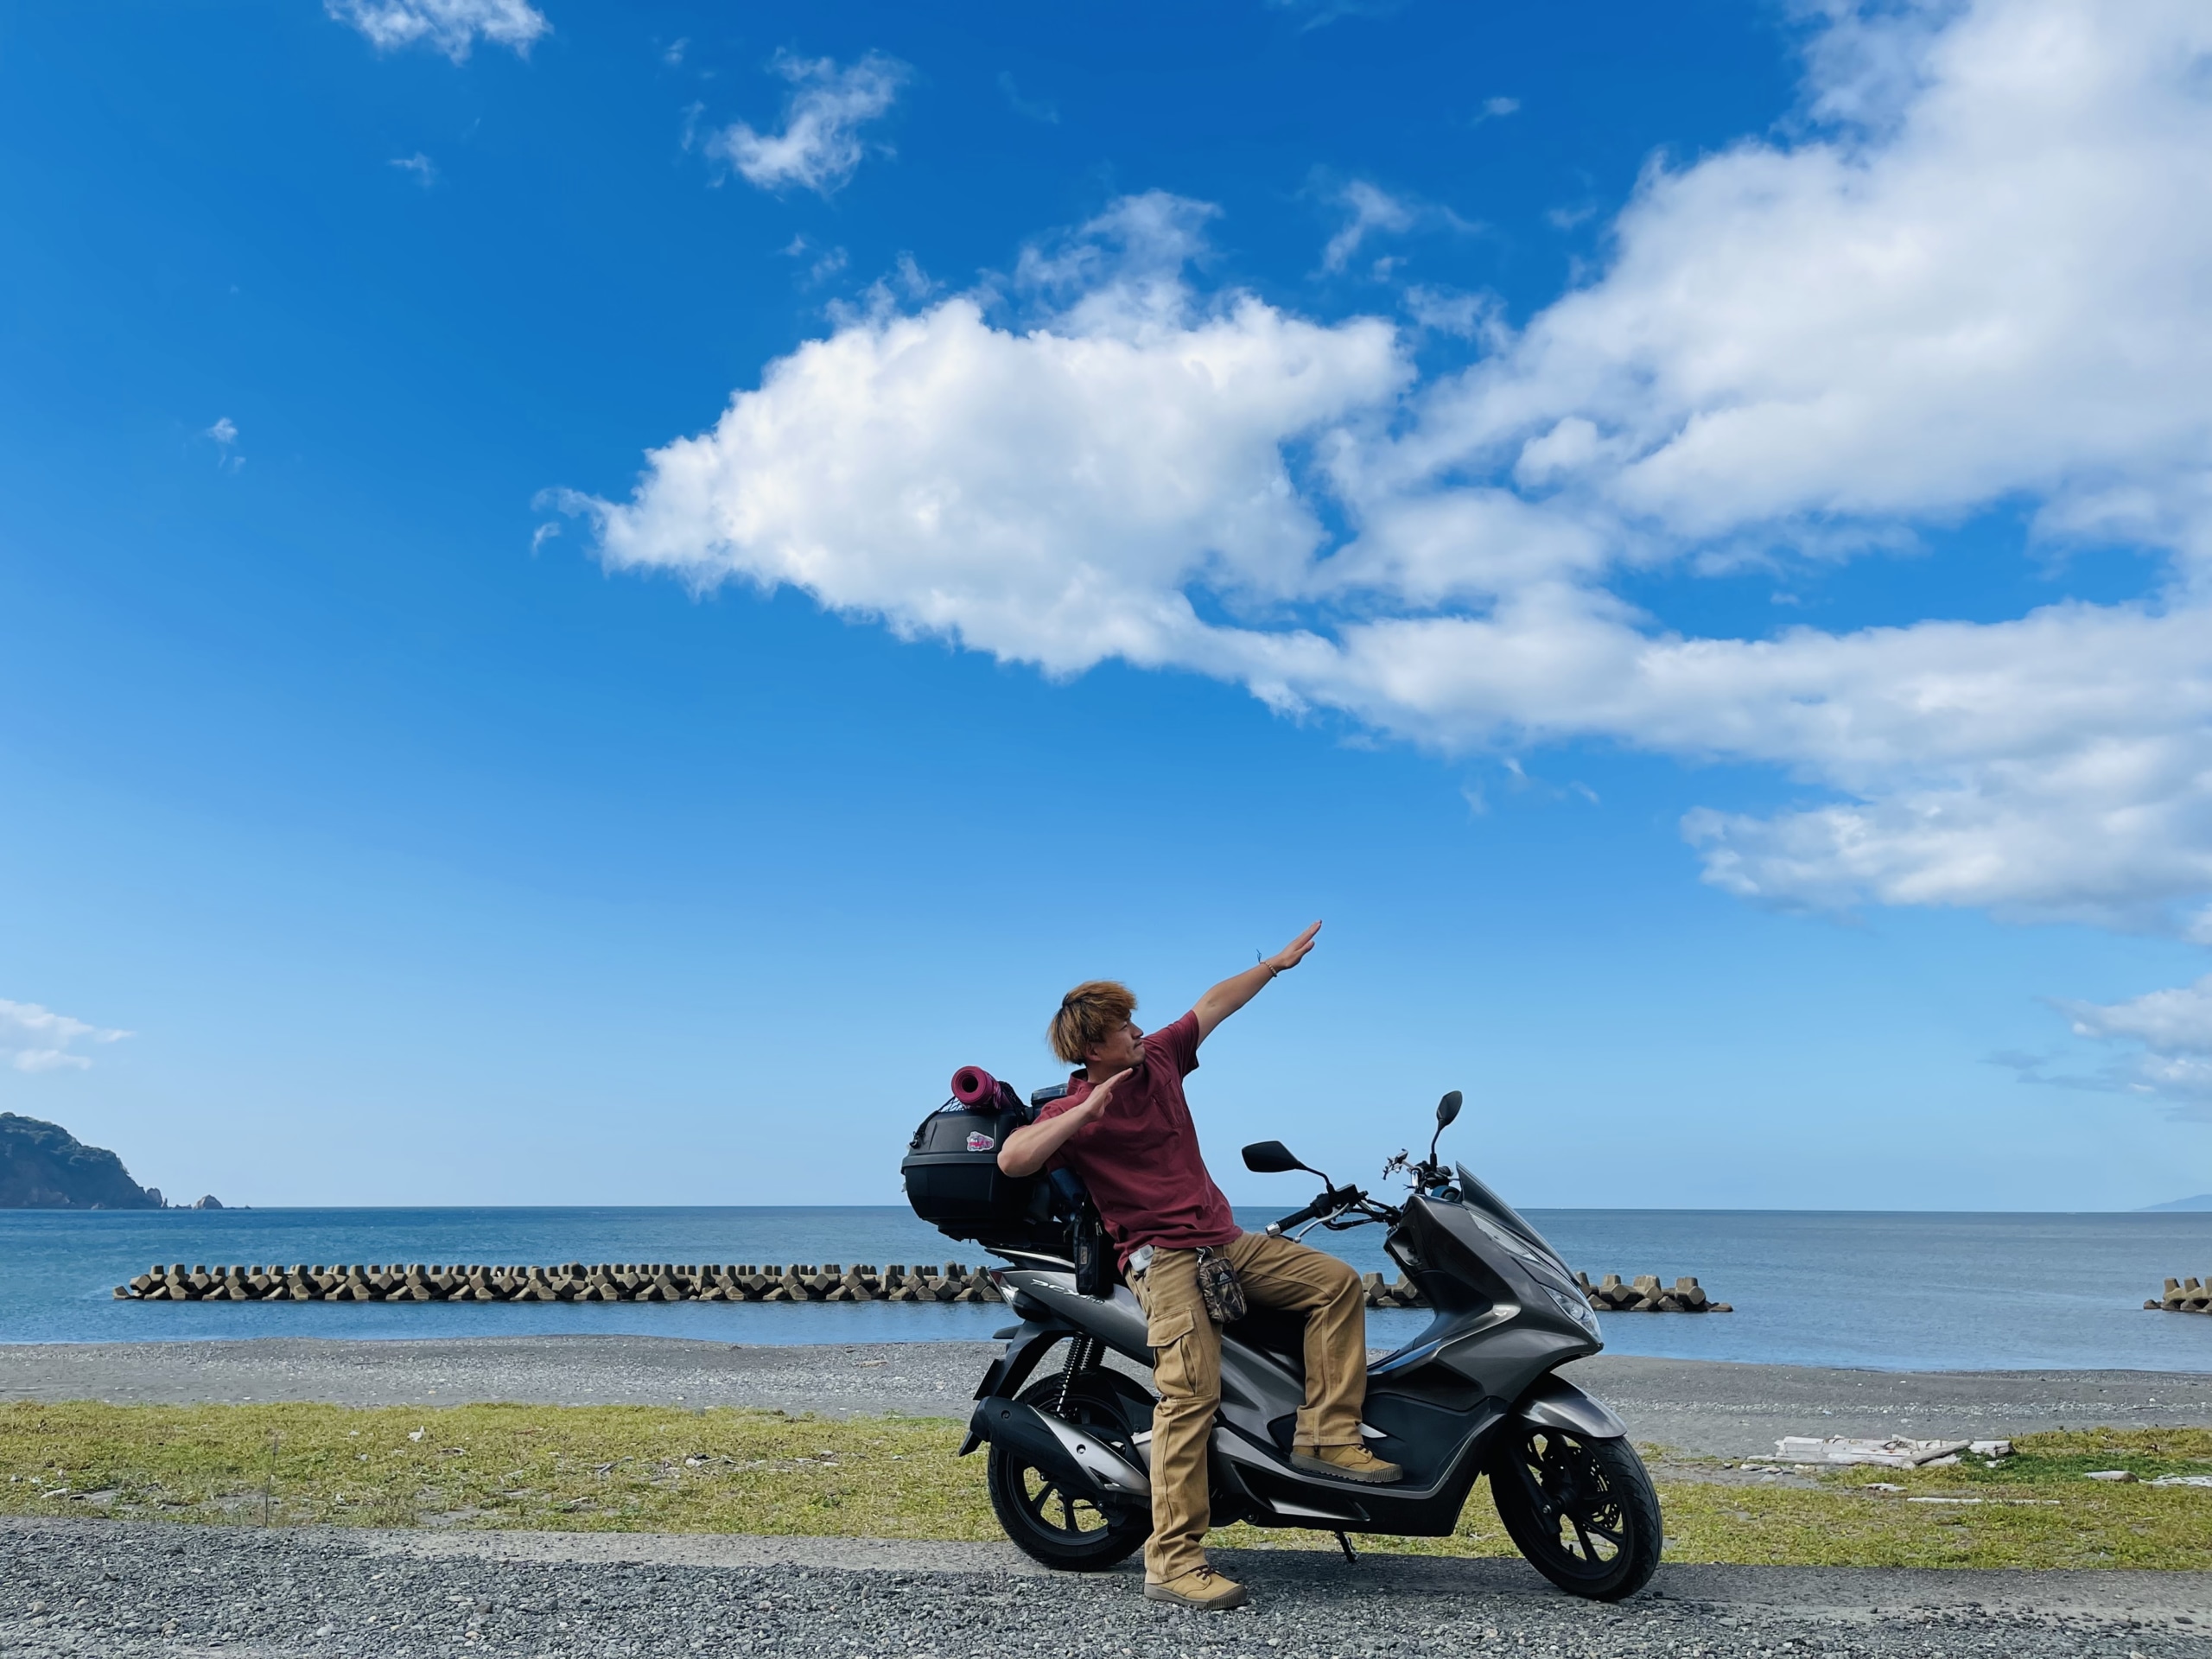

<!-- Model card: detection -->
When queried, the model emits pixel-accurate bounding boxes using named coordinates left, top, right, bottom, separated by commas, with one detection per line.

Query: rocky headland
left=0, top=1112, right=162, bottom=1209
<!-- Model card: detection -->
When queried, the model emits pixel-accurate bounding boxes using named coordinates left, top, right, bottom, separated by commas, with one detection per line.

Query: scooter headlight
left=1545, top=1285, right=1602, bottom=1337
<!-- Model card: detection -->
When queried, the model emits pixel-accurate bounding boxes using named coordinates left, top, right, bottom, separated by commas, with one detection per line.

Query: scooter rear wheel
left=986, top=1370, right=1152, bottom=1571
left=1488, top=1425, right=1662, bottom=1599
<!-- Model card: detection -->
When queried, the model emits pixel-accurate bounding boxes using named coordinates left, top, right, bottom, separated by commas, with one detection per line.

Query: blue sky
left=5, top=0, right=2212, bottom=1210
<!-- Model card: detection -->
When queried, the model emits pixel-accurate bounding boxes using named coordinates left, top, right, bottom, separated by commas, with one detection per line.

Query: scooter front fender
left=1511, top=1374, right=1628, bottom=1440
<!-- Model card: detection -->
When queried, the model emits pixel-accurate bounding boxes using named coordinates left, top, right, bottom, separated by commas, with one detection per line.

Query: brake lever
left=1307, top=1186, right=1397, bottom=1231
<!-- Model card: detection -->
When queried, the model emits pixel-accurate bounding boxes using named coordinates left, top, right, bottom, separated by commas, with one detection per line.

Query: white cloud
left=708, top=52, right=909, bottom=197
left=204, top=416, right=243, bottom=472
left=325, top=0, right=547, bottom=62
left=780, top=234, right=850, bottom=288
left=578, top=194, right=1404, bottom=673
left=390, top=153, right=438, bottom=187
left=1319, top=181, right=1416, bottom=275
left=1421, top=1, right=2212, bottom=550
left=0, top=1000, right=129, bottom=1074
left=1475, top=95, right=1521, bottom=123
left=2063, top=979, right=2212, bottom=1055
left=998, top=72, right=1059, bottom=125
left=1402, top=285, right=1504, bottom=346
left=1266, top=0, right=1409, bottom=29
left=1332, top=0, right=2212, bottom=923
left=1255, top=596, right=2212, bottom=931
left=2049, top=978, right=2212, bottom=1114
left=578, top=1, right=2212, bottom=947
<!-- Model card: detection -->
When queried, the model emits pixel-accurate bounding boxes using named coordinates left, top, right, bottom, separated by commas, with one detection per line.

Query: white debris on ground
left=2148, top=1473, right=2212, bottom=1487
left=1771, top=1436, right=2011, bottom=1468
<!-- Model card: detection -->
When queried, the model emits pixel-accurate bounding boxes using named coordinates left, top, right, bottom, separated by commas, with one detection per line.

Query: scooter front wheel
left=1488, top=1425, right=1662, bottom=1600
left=985, top=1372, right=1151, bottom=1572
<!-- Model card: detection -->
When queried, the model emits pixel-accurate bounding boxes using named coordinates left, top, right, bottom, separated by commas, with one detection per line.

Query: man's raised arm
left=1192, top=920, right=1321, bottom=1043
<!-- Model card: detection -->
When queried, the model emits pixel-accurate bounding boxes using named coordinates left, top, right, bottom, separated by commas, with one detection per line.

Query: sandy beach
left=4, top=1335, right=2210, bottom=1457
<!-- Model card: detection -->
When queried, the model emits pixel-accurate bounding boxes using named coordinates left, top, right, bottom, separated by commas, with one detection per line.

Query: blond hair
left=1049, top=980, right=1136, bottom=1065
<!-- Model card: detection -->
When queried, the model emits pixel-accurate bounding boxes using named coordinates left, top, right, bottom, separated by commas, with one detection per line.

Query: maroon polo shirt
left=1037, top=1010, right=1241, bottom=1267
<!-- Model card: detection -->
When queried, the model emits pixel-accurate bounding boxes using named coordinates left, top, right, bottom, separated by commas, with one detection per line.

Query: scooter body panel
left=1388, top=1195, right=1603, bottom=1404
left=1001, top=1272, right=1149, bottom=1351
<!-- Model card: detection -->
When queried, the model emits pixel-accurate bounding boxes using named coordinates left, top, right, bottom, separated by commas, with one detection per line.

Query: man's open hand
left=1078, top=1069, right=1131, bottom=1115
left=1268, top=920, right=1323, bottom=975
left=1195, top=921, right=1323, bottom=1042
left=997, top=1069, right=1127, bottom=1177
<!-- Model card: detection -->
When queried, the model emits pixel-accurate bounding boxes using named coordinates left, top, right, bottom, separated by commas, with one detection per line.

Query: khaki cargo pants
left=1129, top=1230, right=1369, bottom=1583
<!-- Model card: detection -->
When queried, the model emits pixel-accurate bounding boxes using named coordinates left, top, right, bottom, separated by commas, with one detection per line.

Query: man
left=995, top=921, right=1400, bottom=1611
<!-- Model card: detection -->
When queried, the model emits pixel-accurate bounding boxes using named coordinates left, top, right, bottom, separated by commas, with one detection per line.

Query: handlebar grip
left=1267, top=1184, right=1365, bottom=1236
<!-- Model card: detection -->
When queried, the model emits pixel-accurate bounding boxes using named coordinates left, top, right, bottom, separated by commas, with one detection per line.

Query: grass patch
left=0, top=1402, right=1001, bottom=1540
left=3, top=1404, right=2207, bottom=1570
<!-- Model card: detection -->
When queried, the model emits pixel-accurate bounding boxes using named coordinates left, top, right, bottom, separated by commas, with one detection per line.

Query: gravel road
left=2, top=1516, right=2205, bottom=1659
left=4, top=1338, right=2209, bottom=1456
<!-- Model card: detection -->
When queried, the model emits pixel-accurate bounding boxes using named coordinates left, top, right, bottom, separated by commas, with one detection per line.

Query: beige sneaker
left=1142, top=1567, right=1251, bottom=1610
left=1292, top=1443, right=1404, bottom=1484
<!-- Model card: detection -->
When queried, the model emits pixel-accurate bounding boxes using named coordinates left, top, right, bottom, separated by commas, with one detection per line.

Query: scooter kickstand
left=1334, top=1531, right=1358, bottom=1564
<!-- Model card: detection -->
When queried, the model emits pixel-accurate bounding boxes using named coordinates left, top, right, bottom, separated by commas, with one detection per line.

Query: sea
left=3, top=1205, right=2210, bottom=1374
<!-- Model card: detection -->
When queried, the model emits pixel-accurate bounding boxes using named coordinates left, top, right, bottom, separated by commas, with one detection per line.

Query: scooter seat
left=1222, top=1306, right=1309, bottom=1373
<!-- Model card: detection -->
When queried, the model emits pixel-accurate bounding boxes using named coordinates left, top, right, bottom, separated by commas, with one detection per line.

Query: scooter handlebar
left=1268, top=1184, right=1364, bottom=1235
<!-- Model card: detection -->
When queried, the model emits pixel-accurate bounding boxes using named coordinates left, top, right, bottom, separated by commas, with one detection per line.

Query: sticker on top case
left=967, top=1131, right=995, bottom=1153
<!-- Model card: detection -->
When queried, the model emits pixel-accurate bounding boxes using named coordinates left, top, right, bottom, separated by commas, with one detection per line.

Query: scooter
left=954, top=1090, right=1662, bottom=1600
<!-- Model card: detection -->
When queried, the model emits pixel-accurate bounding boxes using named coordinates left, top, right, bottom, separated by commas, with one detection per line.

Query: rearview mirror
left=1436, top=1090, right=1463, bottom=1129
left=1242, top=1140, right=1303, bottom=1174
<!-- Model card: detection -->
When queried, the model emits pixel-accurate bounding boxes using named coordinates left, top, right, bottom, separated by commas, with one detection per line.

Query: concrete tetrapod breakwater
left=117, top=1262, right=1450, bottom=1309
left=114, top=1262, right=1007, bottom=1304
left=2146, top=1275, right=2212, bottom=1313
left=1576, top=1272, right=1734, bottom=1313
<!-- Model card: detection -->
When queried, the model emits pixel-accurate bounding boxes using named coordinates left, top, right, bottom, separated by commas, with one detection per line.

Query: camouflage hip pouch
left=1193, top=1245, right=1247, bottom=1324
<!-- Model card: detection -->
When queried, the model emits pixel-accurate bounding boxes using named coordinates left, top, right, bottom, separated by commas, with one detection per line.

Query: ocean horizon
left=7, top=1205, right=2211, bottom=1375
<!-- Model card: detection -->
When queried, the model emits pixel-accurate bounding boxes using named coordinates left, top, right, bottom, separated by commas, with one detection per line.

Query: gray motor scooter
left=957, top=1091, right=1662, bottom=1600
